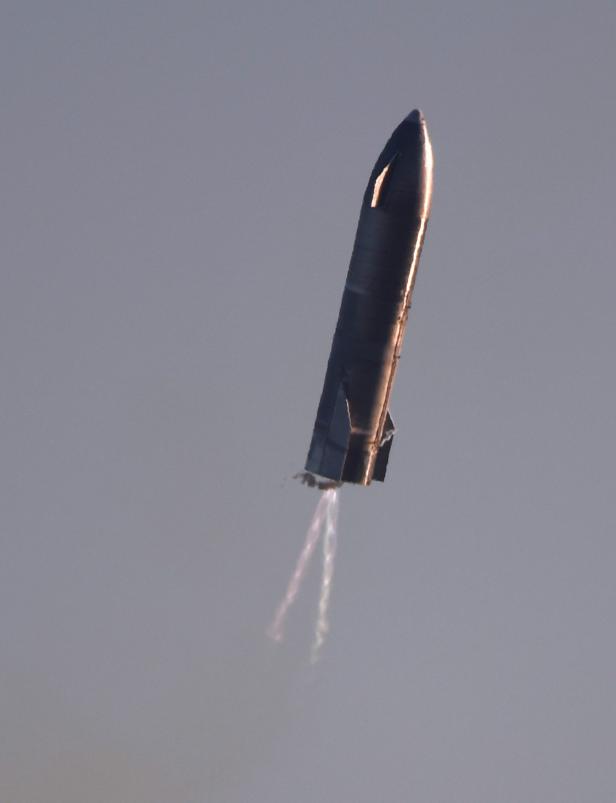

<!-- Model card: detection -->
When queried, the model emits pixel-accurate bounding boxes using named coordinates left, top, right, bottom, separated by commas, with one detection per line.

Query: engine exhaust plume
left=311, top=488, right=339, bottom=663
left=267, top=490, right=340, bottom=662
left=266, top=492, right=328, bottom=643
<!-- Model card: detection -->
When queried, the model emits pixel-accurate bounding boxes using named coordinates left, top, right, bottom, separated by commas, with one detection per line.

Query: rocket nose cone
left=406, top=109, right=424, bottom=124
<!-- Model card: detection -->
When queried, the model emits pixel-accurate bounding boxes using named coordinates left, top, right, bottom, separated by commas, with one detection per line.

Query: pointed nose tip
left=406, top=108, right=424, bottom=124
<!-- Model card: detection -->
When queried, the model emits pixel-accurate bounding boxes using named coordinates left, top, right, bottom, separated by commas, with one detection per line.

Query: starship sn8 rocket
left=302, top=109, right=434, bottom=488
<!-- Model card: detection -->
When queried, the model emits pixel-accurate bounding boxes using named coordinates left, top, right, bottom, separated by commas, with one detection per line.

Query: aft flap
left=310, top=382, right=352, bottom=482
left=381, top=410, right=395, bottom=444
left=374, top=409, right=395, bottom=482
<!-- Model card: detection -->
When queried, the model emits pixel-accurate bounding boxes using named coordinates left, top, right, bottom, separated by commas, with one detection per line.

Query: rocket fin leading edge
left=373, top=410, right=395, bottom=483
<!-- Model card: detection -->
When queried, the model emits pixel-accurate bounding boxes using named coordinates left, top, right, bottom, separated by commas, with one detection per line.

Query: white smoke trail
left=311, top=489, right=339, bottom=663
left=266, top=492, right=329, bottom=643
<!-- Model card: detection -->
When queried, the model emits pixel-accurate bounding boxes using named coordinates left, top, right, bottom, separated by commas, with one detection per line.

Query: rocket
left=301, top=109, right=434, bottom=488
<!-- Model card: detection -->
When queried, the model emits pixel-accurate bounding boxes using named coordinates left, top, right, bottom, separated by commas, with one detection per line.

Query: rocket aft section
left=303, top=109, right=434, bottom=487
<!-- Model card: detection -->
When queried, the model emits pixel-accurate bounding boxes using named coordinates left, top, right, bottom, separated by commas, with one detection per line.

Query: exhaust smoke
left=267, top=489, right=340, bottom=662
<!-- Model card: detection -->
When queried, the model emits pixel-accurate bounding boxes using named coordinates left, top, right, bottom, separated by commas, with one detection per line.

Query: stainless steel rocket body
left=304, top=110, right=434, bottom=486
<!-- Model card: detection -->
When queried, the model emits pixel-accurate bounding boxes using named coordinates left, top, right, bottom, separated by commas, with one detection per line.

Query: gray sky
left=2, top=1, right=615, bottom=801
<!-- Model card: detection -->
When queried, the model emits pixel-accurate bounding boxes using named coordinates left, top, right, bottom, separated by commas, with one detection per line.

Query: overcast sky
left=2, top=2, right=615, bottom=801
